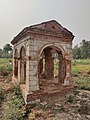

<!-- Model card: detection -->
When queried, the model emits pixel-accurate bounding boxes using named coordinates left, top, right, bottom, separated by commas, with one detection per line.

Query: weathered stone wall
left=12, top=33, right=72, bottom=94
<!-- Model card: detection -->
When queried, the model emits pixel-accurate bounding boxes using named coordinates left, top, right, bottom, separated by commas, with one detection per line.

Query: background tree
left=73, top=40, right=90, bottom=59
left=3, top=44, right=12, bottom=53
left=0, top=44, right=13, bottom=58
left=0, top=49, right=3, bottom=57
left=72, top=44, right=81, bottom=59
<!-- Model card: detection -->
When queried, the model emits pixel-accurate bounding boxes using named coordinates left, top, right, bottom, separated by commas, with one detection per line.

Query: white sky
left=0, top=0, right=90, bottom=48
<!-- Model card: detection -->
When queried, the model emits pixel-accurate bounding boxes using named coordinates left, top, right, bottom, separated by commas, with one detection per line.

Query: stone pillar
left=12, top=48, right=15, bottom=78
left=25, top=45, right=30, bottom=92
left=12, top=48, right=19, bottom=82
left=18, top=60, right=21, bottom=82
left=29, top=59, right=39, bottom=91
left=58, top=51, right=63, bottom=84
left=64, top=59, right=71, bottom=85
left=44, top=48, right=54, bottom=79
left=25, top=58, right=30, bottom=92
left=14, top=57, right=18, bottom=77
left=29, top=41, right=39, bottom=91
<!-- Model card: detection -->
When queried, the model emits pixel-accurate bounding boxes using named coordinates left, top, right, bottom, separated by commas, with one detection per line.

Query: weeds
left=67, top=95, right=74, bottom=103
left=0, top=58, right=12, bottom=73
left=0, top=88, right=4, bottom=104
left=73, top=77, right=90, bottom=91
left=11, top=82, right=21, bottom=96
left=5, top=83, right=25, bottom=120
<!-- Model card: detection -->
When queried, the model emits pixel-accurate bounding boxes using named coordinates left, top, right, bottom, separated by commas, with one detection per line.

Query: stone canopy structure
left=11, top=20, right=74, bottom=105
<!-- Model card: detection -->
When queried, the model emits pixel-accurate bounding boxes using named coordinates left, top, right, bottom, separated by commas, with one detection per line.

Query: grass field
left=0, top=58, right=13, bottom=72
left=72, top=59, right=90, bottom=90
left=72, top=59, right=90, bottom=73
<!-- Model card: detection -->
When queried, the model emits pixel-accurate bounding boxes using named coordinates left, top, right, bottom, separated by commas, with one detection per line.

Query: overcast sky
left=0, top=0, right=90, bottom=48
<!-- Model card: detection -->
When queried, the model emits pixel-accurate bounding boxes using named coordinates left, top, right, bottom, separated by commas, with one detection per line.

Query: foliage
left=72, top=59, right=90, bottom=91
left=0, top=58, right=13, bottom=72
left=72, top=59, right=90, bottom=76
left=0, top=88, right=4, bottom=104
left=11, top=82, right=22, bottom=96
left=3, top=43, right=12, bottom=53
left=0, top=43, right=13, bottom=58
left=5, top=84, right=25, bottom=120
left=73, top=77, right=90, bottom=91
left=73, top=40, right=90, bottom=59
left=67, top=95, right=74, bottom=103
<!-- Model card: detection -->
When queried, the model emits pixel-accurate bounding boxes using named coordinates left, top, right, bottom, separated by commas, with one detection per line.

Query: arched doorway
left=38, top=45, right=66, bottom=84
left=20, top=46, right=26, bottom=84
left=14, top=49, right=18, bottom=77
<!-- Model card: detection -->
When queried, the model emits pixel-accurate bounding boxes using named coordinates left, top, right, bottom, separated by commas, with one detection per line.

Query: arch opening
left=38, top=45, right=66, bottom=85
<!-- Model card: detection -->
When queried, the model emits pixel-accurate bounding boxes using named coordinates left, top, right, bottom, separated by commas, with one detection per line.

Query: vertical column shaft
left=44, top=48, right=54, bottom=79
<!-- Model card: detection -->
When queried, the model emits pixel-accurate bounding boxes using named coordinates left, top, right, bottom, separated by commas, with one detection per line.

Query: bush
left=5, top=107, right=25, bottom=120
left=11, top=82, right=22, bottom=96
left=73, top=89, right=79, bottom=95
left=5, top=84, right=25, bottom=120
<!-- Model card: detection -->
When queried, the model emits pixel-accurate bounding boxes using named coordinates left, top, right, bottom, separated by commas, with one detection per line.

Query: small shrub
left=0, top=88, right=4, bottom=103
left=60, top=104, right=65, bottom=111
left=73, top=89, right=79, bottom=95
left=5, top=107, right=25, bottom=120
left=11, top=82, right=21, bottom=96
left=67, top=95, right=74, bottom=103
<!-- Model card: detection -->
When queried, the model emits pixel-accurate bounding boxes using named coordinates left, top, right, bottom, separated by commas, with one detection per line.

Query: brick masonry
left=11, top=20, right=74, bottom=104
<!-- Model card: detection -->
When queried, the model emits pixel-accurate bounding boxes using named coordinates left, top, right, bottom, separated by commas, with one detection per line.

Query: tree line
left=0, top=44, right=13, bottom=58
left=73, top=40, right=90, bottom=59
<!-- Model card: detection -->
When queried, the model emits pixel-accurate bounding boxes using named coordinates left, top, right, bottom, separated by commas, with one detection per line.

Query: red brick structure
left=11, top=20, right=74, bottom=104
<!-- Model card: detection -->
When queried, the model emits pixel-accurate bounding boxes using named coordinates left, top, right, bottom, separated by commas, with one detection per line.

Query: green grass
left=0, top=58, right=13, bottom=72
left=72, top=59, right=90, bottom=75
left=73, top=76, right=90, bottom=90
left=72, top=59, right=90, bottom=65
left=72, top=59, right=90, bottom=90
